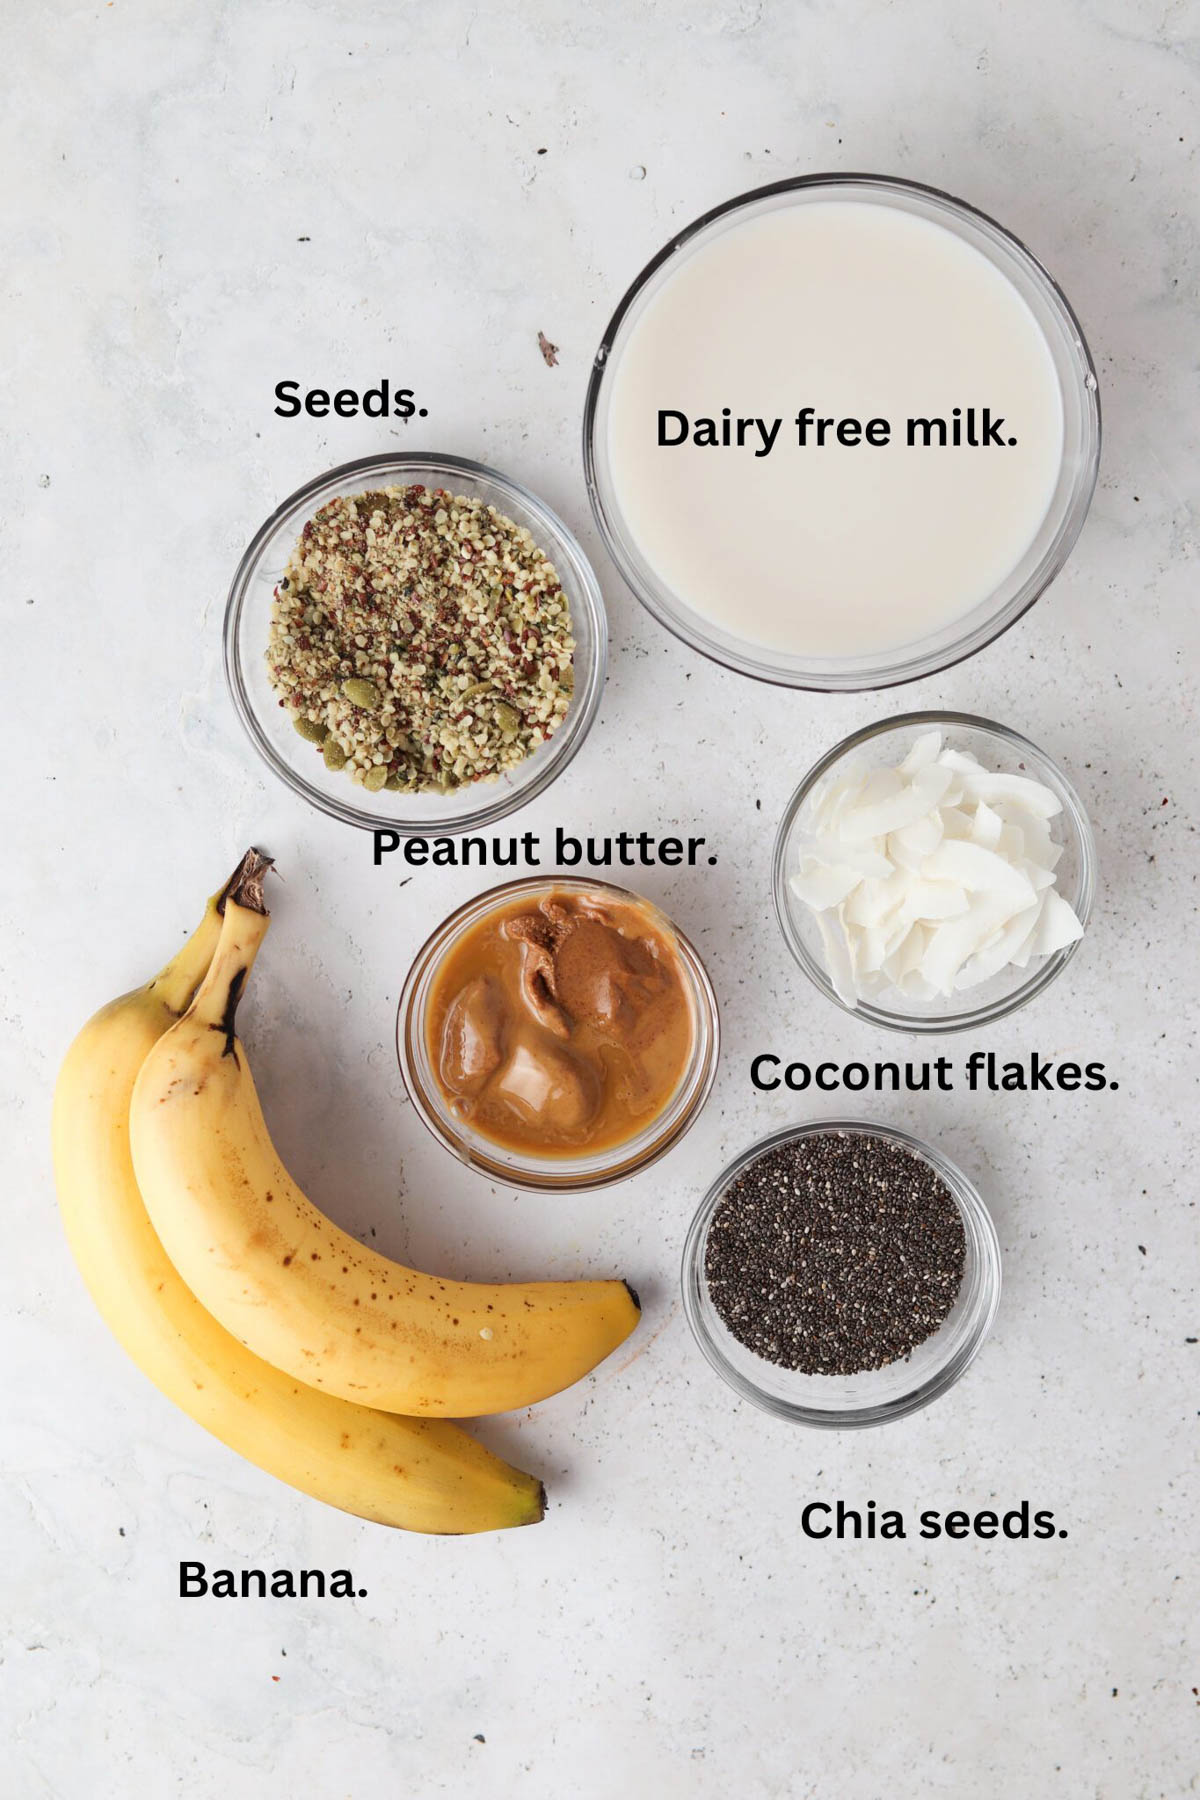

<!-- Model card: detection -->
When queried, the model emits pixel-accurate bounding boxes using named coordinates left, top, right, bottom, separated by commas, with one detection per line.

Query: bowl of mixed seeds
left=224, top=454, right=606, bottom=833
left=681, top=1119, right=1001, bottom=1427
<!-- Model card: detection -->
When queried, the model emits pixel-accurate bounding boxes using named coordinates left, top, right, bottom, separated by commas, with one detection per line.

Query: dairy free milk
left=605, top=199, right=1065, bottom=660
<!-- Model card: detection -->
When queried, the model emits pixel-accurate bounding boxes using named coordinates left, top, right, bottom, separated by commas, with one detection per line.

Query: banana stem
left=148, top=850, right=268, bottom=1017
left=186, top=855, right=274, bottom=1049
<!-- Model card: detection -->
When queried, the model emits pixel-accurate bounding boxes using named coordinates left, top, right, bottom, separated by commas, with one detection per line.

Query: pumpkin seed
left=362, top=765, right=388, bottom=792
left=494, top=701, right=521, bottom=731
left=341, top=678, right=381, bottom=710
left=322, top=738, right=348, bottom=771
left=292, top=714, right=328, bottom=743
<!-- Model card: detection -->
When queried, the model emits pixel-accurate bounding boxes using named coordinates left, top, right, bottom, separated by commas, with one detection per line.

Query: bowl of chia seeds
left=681, top=1120, right=1001, bottom=1427
left=224, top=453, right=607, bottom=834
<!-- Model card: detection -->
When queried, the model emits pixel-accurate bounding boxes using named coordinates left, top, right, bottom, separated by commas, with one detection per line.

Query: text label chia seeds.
left=796, top=1500, right=1067, bottom=1540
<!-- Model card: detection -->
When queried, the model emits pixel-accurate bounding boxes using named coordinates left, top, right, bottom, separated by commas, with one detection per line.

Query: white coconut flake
left=789, top=861, right=862, bottom=912
left=815, top=908, right=857, bottom=1006
left=922, top=840, right=1038, bottom=909
left=844, top=872, right=909, bottom=928
left=899, top=729, right=943, bottom=774
left=898, top=879, right=970, bottom=921
left=839, top=764, right=953, bottom=840
left=970, top=799, right=1004, bottom=849
left=1006, top=809, right=1062, bottom=870
left=807, top=836, right=893, bottom=878
left=887, top=921, right=932, bottom=983
left=1028, top=888, right=1086, bottom=957
left=939, top=806, right=975, bottom=840
left=919, top=894, right=1015, bottom=995
left=955, top=903, right=1042, bottom=989
left=938, top=750, right=1063, bottom=818
left=889, top=814, right=944, bottom=871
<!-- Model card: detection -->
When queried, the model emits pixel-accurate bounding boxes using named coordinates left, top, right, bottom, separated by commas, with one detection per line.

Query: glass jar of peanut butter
left=398, top=878, right=719, bottom=1190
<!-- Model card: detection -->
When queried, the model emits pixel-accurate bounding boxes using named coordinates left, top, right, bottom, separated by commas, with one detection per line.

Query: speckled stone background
left=3, top=2, right=1197, bottom=1795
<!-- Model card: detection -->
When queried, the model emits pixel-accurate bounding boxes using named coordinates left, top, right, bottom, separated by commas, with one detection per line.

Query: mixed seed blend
left=266, top=485, right=575, bottom=794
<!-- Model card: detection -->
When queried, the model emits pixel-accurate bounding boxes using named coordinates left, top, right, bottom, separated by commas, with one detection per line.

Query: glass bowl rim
left=681, top=1116, right=1002, bottom=1428
left=772, top=709, right=1097, bottom=1034
left=583, top=170, right=1101, bottom=693
left=396, top=873, right=721, bottom=1192
left=223, top=450, right=608, bottom=835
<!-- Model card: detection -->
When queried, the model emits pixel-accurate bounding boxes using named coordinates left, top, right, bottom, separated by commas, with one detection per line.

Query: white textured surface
left=3, top=3, right=1197, bottom=1796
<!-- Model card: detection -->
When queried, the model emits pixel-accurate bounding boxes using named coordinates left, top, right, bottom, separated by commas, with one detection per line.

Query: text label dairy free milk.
left=606, top=199, right=1065, bottom=659
left=656, top=406, right=1017, bottom=454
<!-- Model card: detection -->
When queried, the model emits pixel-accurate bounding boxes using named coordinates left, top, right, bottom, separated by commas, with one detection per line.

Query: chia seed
left=704, top=1130, right=966, bottom=1376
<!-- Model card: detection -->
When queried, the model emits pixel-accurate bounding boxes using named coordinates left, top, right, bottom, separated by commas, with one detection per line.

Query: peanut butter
left=427, top=888, right=695, bottom=1156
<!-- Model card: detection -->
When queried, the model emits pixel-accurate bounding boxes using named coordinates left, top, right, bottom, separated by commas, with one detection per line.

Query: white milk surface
left=606, top=200, right=1065, bottom=659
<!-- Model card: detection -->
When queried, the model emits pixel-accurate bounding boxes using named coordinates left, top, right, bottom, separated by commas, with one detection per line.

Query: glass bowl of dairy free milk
left=584, top=175, right=1100, bottom=690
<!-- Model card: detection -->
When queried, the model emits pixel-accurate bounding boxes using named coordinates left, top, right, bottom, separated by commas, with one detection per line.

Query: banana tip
left=229, top=848, right=274, bottom=915
left=622, top=1278, right=641, bottom=1313
left=217, top=847, right=273, bottom=916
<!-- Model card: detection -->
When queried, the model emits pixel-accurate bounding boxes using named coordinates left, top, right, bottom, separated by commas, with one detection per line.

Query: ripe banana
left=130, top=856, right=640, bottom=1417
left=53, top=853, right=544, bottom=1534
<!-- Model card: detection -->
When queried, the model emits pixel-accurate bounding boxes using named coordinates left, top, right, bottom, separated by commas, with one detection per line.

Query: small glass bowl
left=773, top=711, right=1096, bottom=1034
left=584, top=172, right=1100, bottom=691
left=397, top=876, right=720, bottom=1191
left=224, top=453, right=607, bottom=834
left=681, top=1119, right=1001, bottom=1428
